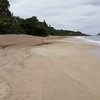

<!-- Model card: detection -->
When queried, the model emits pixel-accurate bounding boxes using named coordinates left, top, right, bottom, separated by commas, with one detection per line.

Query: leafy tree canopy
left=0, top=0, right=88, bottom=36
left=0, top=0, right=11, bottom=16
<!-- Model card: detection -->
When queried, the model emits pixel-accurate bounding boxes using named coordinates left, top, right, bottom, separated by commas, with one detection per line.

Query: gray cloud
left=9, top=0, right=18, bottom=3
left=83, top=0, right=100, bottom=6
left=9, top=0, right=100, bottom=35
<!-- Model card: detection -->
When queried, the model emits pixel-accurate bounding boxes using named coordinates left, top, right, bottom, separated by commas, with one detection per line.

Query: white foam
left=76, top=36, right=100, bottom=45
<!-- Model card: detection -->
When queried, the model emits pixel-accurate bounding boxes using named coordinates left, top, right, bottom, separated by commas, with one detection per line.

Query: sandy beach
left=0, top=35, right=100, bottom=100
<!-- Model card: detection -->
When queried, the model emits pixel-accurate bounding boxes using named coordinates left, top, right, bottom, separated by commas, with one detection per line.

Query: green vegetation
left=0, top=0, right=11, bottom=16
left=0, top=0, right=88, bottom=36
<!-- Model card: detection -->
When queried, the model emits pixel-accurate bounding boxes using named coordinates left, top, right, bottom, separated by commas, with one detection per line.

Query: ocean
left=76, top=36, right=100, bottom=45
left=76, top=36, right=100, bottom=58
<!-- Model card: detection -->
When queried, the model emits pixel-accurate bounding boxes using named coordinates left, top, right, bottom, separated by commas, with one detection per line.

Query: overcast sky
left=9, top=0, right=100, bottom=35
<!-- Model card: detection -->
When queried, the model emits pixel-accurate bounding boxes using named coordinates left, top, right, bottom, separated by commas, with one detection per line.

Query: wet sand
left=0, top=35, right=100, bottom=100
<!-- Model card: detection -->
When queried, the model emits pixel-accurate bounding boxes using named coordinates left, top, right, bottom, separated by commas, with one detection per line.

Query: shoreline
left=76, top=36, right=100, bottom=46
left=0, top=35, right=100, bottom=100
left=75, top=36, right=100, bottom=58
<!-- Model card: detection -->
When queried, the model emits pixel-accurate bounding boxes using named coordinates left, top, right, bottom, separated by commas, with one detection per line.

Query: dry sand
left=0, top=35, right=100, bottom=100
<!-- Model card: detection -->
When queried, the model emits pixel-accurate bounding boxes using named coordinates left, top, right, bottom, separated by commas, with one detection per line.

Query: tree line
left=0, top=0, right=88, bottom=37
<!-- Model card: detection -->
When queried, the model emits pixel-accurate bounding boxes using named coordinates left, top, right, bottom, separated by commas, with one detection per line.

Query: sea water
left=76, top=36, right=100, bottom=45
left=76, top=36, right=100, bottom=58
